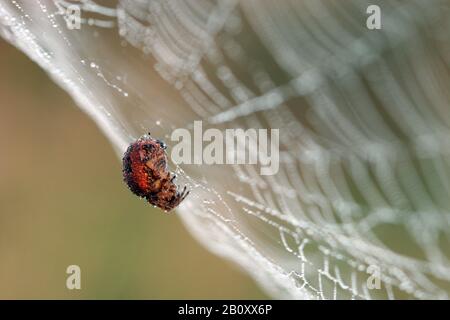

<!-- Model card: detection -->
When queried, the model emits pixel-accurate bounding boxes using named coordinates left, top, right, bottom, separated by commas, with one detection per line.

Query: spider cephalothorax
left=122, top=133, right=189, bottom=212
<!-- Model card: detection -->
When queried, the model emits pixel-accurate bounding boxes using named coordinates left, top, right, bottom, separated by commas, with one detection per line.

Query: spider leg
left=181, top=189, right=190, bottom=201
left=164, top=185, right=190, bottom=211
left=176, top=185, right=186, bottom=196
left=178, top=185, right=189, bottom=200
left=156, top=139, right=167, bottom=150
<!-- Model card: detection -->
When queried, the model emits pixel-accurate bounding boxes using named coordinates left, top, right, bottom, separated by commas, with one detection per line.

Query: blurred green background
left=0, top=39, right=267, bottom=299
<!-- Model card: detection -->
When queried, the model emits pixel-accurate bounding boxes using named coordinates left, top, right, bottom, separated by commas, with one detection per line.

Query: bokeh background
left=0, top=39, right=267, bottom=299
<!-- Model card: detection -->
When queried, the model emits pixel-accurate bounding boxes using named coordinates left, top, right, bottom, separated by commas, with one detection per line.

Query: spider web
left=1, top=0, right=450, bottom=299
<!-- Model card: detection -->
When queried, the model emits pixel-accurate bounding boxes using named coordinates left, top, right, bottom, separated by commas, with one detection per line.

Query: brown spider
left=122, top=133, right=189, bottom=212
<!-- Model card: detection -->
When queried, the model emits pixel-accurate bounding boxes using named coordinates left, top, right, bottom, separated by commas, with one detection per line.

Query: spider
left=122, top=133, right=189, bottom=212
